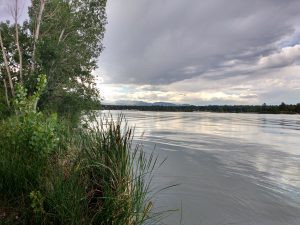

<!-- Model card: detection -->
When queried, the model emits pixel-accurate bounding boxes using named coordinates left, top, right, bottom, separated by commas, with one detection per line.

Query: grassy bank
left=0, top=78, right=160, bottom=224
left=0, top=113, right=159, bottom=225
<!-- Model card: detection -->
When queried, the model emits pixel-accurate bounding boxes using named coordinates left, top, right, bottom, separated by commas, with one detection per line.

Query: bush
left=0, top=75, right=160, bottom=224
left=0, top=111, right=58, bottom=196
left=0, top=75, right=58, bottom=200
left=0, top=101, right=159, bottom=224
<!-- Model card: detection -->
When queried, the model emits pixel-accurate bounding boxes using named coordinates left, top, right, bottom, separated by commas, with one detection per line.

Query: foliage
left=1, top=98, right=160, bottom=224
left=0, top=75, right=58, bottom=199
left=30, top=191, right=46, bottom=216
left=13, top=74, right=47, bottom=113
left=0, top=1, right=165, bottom=223
left=0, top=0, right=107, bottom=117
left=29, top=0, right=106, bottom=114
left=0, top=20, right=32, bottom=113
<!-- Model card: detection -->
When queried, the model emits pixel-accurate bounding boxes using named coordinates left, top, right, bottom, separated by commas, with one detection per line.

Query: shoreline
left=101, top=105, right=300, bottom=115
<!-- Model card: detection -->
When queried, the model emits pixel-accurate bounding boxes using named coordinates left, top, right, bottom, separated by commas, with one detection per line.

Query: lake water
left=103, top=111, right=300, bottom=225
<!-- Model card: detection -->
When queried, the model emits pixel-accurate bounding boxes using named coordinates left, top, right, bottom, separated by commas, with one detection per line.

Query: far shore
left=101, top=104, right=300, bottom=115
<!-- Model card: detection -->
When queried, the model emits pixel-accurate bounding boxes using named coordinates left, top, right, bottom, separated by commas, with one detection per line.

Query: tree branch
left=58, top=28, right=65, bottom=44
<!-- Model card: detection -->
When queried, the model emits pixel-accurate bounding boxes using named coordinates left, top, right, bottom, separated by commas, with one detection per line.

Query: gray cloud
left=100, top=0, right=300, bottom=86
left=1, top=0, right=300, bottom=104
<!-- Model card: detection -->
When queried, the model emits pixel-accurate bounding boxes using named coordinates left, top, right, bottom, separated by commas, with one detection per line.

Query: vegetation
left=0, top=1, right=163, bottom=224
left=102, top=103, right=300, bottom=114
left=0, top=76, right=159, bottom=224
left=0, top=0, right=105, bottom=119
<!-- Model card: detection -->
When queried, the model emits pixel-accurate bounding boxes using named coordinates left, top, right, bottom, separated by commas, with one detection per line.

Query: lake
left=103, top=111, right=300, bottom=225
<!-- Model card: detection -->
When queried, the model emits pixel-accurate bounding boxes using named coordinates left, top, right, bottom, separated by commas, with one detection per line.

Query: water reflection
left=100, top=111, right=300, bottom=225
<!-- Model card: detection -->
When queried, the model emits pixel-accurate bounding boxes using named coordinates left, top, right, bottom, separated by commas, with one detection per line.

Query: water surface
left=103, top=111, right=300, bottom=225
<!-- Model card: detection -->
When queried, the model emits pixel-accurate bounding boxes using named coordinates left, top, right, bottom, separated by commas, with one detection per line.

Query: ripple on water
left=101, top=111, right=300, bottom=225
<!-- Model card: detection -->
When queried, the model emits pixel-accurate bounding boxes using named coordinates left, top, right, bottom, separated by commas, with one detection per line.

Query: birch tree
left=0, top=0, right=107, bottom=114
left=0, top=30, right=15, bottom=96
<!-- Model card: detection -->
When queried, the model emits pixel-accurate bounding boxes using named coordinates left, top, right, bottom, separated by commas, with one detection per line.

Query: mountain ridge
left=103, top=100, right=190, bottom=106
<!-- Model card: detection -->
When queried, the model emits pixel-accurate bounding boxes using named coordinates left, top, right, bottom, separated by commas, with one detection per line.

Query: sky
left=1, top=0, right=300, bottom=105
left=98, top=0, right=300, bottom=105
left=0, top=0, right=30, bottom=22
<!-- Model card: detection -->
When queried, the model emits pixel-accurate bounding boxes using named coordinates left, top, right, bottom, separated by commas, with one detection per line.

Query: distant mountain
left=103, top=100, right=190, bottom=106
left=112, top=100, right=151, bottom=106
left=179, top=104, right=191, bottom=106
left=152, top=102, right=177, bottom=106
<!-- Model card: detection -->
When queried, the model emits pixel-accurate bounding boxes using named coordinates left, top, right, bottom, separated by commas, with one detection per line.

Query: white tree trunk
left=14, top=0, right=23, bottom=83
left=31, top=0, right=46, bottom=73
left=0, top=31, right=15, bottom=96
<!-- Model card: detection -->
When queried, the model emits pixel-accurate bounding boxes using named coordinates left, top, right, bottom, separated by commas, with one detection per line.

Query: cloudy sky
left=98, top=0, right=300, bottom=105
left=1, top=0, right=300, bottom=105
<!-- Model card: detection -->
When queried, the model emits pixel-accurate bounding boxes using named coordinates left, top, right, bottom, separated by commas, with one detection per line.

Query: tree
left=296, top=103, right=300, bottom=113
left=0, top=27, right=15, bottom=97
left=0, top=0, right=107, bottom=116
left=29, top=0, right=107, bottom=113
left=279, top=102, right=286, bottom=112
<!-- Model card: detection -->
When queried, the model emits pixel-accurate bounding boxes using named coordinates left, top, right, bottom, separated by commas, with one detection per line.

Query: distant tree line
left=102, top=102, right=300, bottom=114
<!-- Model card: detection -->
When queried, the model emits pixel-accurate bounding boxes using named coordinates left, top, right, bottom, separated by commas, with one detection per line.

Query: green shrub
left=0, top=112, right=58, bottom=195
left=0, top=75, right=59, bottom=200
left=0, top=75, right=163, bottom=224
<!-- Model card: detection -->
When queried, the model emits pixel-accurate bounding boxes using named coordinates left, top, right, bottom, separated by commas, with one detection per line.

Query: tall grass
left=75, top=115, right=158, bottom=224
left=0, top=112, right=161, bottom=224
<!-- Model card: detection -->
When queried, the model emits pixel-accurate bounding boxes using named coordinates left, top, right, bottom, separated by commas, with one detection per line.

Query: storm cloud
left=1, top=0, right=300, bottom=104
left=97, top=0, right=300, bottom=104
left=100, top=0, right=300, bottom=84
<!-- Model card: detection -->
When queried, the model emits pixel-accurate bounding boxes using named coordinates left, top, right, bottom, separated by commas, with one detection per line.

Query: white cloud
left=258, top=45, right=300, bottom=69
